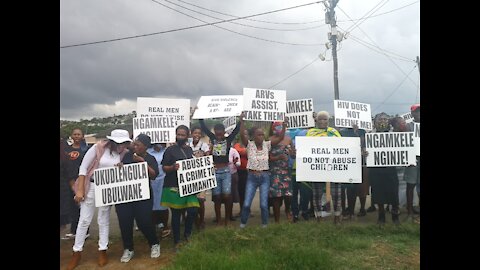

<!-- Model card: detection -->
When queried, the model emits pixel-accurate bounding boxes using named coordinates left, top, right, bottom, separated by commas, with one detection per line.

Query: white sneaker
left=120, top=249, right=134, bottom=263
left=151, top=244, right=161, bottom=258
left=239, top=223, right=246, bottom=229
left=60, top=233, right=75, bottom=240
left=321, top=211, right=332, bottom=218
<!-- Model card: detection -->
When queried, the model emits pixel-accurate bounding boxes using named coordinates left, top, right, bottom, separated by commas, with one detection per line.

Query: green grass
left=163, top=222, right=420, bottom=270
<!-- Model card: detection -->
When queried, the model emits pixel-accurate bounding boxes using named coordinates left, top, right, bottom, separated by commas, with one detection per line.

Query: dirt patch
left=365, top=241, right=420, bottom=270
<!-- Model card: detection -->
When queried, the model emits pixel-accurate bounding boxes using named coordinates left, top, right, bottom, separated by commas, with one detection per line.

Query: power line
left=338, top=24, right=418, bottom=88
left=337, top=1, right=418, bottom=23
left=60, top=0, right=323, bottom=49
left=161, top=0, right=327, bottom=32
left=267, top=56, right=321, bottom=89
left=344, top=0, right=390, bottom=34
left=175, top=0, right=324, bottom=25
left=335, top=5, right=414, bottom=62
left=346, top=33, right=413, bottom=62
left=372, top=65, right=417, bottom=113
left=152, top=0, right=324, bottom=46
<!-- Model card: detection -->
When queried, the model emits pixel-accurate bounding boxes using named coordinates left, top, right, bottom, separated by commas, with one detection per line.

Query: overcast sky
left=60, top=0, right=419, bottom=121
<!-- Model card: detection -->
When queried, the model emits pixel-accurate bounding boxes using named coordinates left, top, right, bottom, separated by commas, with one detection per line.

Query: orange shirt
left=233, top=143, right=248, bottom=171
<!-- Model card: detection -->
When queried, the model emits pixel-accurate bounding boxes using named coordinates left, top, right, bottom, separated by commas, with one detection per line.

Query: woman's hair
left=213, top=123, right=225, bottom=131
left=191, top=126, right=202, bottom=134
left=71, top=127, right=84, bottom=135
left=107, top=140, right=116, bottom=156
left=389, top=116, right=403, bottom=127
left=176, top=125, right=190, bottom=134
left=248, top=126, right=258, bottom=138
left=374, top=112, right=389, bottom=121
left=316, top=111, right=330, bottom=119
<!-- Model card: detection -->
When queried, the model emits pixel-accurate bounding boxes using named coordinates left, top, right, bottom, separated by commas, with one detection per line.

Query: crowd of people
left=60, top=104, right=420, bottom=269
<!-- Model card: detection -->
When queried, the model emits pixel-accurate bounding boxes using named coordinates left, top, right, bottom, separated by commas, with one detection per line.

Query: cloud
left=60, top=0, right=420, bottom=120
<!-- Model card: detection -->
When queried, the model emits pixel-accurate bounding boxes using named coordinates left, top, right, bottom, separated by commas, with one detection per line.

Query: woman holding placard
left=67, top=129, right=131, bottom=270
left=367, top=113, right=400, bottom=226
left=239, top=112, right=286, bottom=228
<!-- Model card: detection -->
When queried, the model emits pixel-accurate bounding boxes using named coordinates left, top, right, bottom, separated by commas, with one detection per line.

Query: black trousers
left=115, top=198, right=159, bottom=251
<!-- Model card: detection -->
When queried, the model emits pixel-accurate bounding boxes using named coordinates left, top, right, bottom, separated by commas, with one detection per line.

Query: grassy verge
left=163, top=222, right=420, bottom=270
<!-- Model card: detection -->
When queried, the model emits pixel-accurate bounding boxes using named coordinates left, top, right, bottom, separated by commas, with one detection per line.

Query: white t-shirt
left=189, top=140, right=210, bottom=158
left=79, top=144, right=122, bottom=176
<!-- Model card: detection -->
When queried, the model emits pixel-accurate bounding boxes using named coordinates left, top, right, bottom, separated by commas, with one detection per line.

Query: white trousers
left=73, top=184, right=111, bottom=252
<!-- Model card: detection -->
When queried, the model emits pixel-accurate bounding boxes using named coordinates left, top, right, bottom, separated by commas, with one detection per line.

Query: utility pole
left=416, top=56, right=420, bottom=74
left=326, top=0, right=340, bottom=100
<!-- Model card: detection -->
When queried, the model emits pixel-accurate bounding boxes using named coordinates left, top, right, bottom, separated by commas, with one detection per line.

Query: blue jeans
left=212, top=167, right=232, bottom=196
left=241, top=171, right=270, bottom=225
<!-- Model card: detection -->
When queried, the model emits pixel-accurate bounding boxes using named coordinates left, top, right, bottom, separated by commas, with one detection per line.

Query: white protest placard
left=243, top=87, right=286, bottom=122
left=223, top=116, right=237, bottom=135
left=135, top=97, right=190, bottom=143
left=93, top=162, right=150, bottom=207
left=295, top=137, right=362, bottom=183
left=286, top=99, right=315, bottom=129
left=192, top=95, right=244, bottom=119
left=133, top=117, right=176, bottom=143
left=365, top=132, right=417, bottom=167
left=413, top=123, right=420, bottom=156
left=176, top=155, right=217, bottom=197
left=334, top=100, right=373, bottom=131
left=401, top=112, right=414, bottom=124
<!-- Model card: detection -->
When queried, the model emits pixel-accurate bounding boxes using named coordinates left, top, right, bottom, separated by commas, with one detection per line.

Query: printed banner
left=401, top=112, right=414, bottom=124
left=413, top=123, right=420, bottom=156
left=295, top=137, right=362, bottom=183
left=192, top=95, right=243, bottom=119
left=365, top=132, right=417, bottom=167
left=286, top=99, right=315, bottom=129
left=223, top=116, right=237, bottom=135
left=135, top=97, right=190, bottom=143
left=243, top=87, right=286, bottom=122
left=334, top=100, right=373, bottom=131
left=176, top=156, right=217, bottom=197
left=93, top=162, right=150, bottom=207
